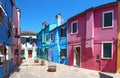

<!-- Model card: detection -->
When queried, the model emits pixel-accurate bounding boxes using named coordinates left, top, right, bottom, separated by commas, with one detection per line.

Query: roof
left=21, top=31, right=36, bottom=35
left=68, top=2, right=117, bottom=21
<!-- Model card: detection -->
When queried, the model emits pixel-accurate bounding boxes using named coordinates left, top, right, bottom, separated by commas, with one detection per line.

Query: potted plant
left=20, top=56, right=25, bottom=64
left=34, top=58, right=39, bottom=63
left=40, top=56, right=45, bottom=66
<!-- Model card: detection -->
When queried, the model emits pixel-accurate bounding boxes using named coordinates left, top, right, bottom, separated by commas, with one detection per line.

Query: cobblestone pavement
left=8, top=59, right=120, bottom=78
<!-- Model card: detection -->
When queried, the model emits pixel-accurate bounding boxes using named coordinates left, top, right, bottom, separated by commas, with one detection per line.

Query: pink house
left=12, top=5, right=21, bottom=65
left=68, top=2, right=118, bottom=72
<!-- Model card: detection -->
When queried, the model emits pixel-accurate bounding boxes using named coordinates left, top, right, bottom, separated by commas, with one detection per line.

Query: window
left=8, top=19, right=12, bottom=38
left=46, top=34, right=48, bottom=42
left=61, top=27, right=66, bottom=37
left=0, top=7, right=4, bottom=24
left=103, top=10, right=113, bottom=28
left=60, top=49, right=67, bottom=59
left=21, top=50, right=25, bottom=56
left=102, top=42, right=113, bottom=59
left=50, top=33, right=53, bottom=41
left=37, top=49, right=41, bottom=56
left=45, top=48, right=48, bottom=55
left=71, top=21, right=78, bottom=34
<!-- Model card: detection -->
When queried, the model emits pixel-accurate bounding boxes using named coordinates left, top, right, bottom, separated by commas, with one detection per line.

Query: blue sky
left=16, top=0, right=116, bottom=33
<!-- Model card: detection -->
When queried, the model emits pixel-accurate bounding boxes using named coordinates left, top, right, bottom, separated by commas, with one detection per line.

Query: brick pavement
left=8, top=59, right=120, bottom=78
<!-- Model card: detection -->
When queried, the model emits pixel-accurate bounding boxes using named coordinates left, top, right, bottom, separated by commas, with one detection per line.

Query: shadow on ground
left=5, top=64, right=21, bottom=78
left=99, top=72, right=113, bottom=78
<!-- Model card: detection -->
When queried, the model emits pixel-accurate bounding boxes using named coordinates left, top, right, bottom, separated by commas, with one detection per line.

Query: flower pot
left=41, top=60, right=45, bottom=66
left=47, top=66, right=56, bottom=72
left=34, top=59, right=39, bottom=63
left=20, top=59, right=23, bottom=64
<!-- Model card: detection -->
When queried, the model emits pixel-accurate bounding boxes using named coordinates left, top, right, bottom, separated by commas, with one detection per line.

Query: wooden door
left=74, top=46, right=80, bottom=66
left=28, top=50, right=32, bottom=58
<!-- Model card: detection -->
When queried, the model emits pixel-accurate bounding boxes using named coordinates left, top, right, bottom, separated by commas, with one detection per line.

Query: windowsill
left=71, top=32, right=78, bottom=35
left=101, top=57, right=112, bottom=60
left=102, top=26, right=114, bottom=29
left=61, top=37, right=66, bottom=39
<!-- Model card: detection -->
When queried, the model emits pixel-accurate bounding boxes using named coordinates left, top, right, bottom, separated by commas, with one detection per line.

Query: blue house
left=0, top=0, right=14, bottom=77
left=36, top=29, right=45, bottom=59
left=49, top=22, right=68, bottom=64
left=36, top=22, right=56, bottom=60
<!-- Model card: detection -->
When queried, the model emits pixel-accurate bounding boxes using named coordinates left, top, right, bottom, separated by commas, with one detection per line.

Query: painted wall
left=21, top=35, right=37, bottom=59
left=12, top=6, right=21, bottom=65
left=49, top=28, right=60, bottom=63
left=68, top=3, right=118, bottom=72
left=49, top=23, right=68, bottom=64
left=68, top=14, right=86, bottom=66
left=93, top=4, right=118, bottom=72
left=59, top=23, right=68, bottom=64
left=0, top=65, right=5, bottom=78
left=0, top=0, right=14, bottom=76
left=8, top=60, right=13, bottom=73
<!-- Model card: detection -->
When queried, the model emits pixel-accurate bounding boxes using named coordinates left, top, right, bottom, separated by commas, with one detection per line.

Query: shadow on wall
left=99, top=72, right=113, bottom=78
left=101, top=39, right=117, bottom=73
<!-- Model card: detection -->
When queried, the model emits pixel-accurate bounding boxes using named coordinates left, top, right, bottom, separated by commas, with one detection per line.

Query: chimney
left=42, top=21, right=48, bottom=28
left=56, top=14, right=63, bottom=26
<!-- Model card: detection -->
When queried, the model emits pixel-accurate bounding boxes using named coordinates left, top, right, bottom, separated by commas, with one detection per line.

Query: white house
left=21, top=31, right=37, bottom=59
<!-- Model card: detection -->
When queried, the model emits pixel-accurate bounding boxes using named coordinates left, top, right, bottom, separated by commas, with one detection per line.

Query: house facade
left=49, top=22, right=68, bottom=64
left=68, top=2, right=118, bottom=72
left=12, top=4, right=21, bottom=66
left=0, top=0, right=20, bottom=77
left=21, top=31, right=37, bottom=59
left=36, top=22, right=57, bottom=60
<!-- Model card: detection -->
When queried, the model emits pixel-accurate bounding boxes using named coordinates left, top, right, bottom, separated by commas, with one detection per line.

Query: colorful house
left=12, top=4, right=21, bottom=66
left=36, top=22, right=56, bottom=59
left=0, top=0, right=20, bottom=77
left=21, top=31, right=37, bottom=59
left=49, top=22, right=68, bottom=64
left=68, top=2, right=119, bottom=72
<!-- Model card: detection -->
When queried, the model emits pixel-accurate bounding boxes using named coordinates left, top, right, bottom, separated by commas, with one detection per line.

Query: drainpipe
left=117, top=0, right=120, bottom=73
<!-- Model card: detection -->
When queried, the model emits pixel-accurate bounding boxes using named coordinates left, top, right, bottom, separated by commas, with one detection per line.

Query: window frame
left=102, top=10, right=114, bottom=28
left=71, top=21, right=78, bottom=34
left=50, top=33, right=53, bottom=41
left=60, top=26, right=66, bottom=38
left=102, top=41, right=113, bottom=59
left=60, top=48, right=67, bottom=59
left=45, top=34, right=49, bottom=42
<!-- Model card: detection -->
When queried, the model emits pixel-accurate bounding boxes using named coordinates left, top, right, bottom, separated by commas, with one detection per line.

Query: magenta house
left=68, top=2, right=118, bottom=72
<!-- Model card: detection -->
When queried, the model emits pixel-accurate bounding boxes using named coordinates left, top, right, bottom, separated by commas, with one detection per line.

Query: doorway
left=28, top=50, right=32, bottom=58
left=74, top=46, right=81, bottom=67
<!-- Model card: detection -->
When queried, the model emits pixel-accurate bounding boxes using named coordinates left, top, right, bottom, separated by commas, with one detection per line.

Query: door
left=74, top=46, right=81, bottom=67
left=28, top=50, right=32, bottom=58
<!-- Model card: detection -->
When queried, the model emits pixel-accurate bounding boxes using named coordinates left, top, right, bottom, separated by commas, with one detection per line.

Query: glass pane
left=104, top=12, right=112, bottom=27
left=72, top=22, right=77, bottom=33
left=103, top=43, right=112, bottom=58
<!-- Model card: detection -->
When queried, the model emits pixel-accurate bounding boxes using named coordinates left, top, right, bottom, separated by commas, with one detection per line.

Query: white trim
left=0, top=4, right=7, bottom=16
left=71, top=21, right=78, bottom=34
left=73, top=45, right=81, bottom=67
left=101, top=41, right=113, bottom=59
left=102, top=10, right=114, bottom=28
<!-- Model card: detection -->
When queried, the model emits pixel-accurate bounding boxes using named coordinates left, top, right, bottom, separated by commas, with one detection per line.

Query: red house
left=12, top=4, right=21, bottom=65
left=68, top=2, right=118, bottom=72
